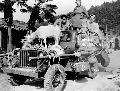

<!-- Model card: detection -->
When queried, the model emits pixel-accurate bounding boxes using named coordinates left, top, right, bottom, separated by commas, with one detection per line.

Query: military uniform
left=70, top=5, right=89, bottom=29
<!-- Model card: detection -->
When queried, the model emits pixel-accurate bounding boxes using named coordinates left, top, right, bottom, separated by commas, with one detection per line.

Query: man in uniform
left=54, top=15, right=70, bottom=31
left=69, top=0, right=90, bottom=47
left=89, top=14, right=106, bottom=48
left=89, top=14, right=104, bottom=40
left=70, top=0, right=89, bottom=30
left=74, top=0, right=89, bottom=17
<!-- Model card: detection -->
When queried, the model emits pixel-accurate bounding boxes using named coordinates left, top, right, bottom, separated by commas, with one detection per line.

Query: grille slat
left=20, top=50, right=38, bottom=68
left=23, top=51, right=25, bottom=67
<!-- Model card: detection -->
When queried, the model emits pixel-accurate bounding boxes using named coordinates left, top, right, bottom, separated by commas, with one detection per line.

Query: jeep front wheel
left=44, top=64, right=66, bottom=91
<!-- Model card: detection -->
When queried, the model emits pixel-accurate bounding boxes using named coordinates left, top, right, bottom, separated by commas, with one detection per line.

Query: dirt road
left=0, top=73, right=13, bottom=91
left=108, top=50, right=120, bottom=68
left=0, top=50, right=120, bottom=91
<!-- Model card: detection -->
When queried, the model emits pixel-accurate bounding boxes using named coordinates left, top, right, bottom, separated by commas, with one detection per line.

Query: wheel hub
left=52, top=73, right=63, bottom=88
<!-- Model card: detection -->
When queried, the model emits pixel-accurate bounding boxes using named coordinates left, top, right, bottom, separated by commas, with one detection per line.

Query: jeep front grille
left=20, top=50, right=38, bottom=67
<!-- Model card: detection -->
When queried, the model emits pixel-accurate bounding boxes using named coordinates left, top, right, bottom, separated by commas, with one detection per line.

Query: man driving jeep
left=54, top=15, right=70, bottom=31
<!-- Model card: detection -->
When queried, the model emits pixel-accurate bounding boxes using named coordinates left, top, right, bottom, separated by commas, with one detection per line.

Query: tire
left=96, top=50, right=110, bottom=67
left=11, top=56, right=20, bottom=68
left=2, top=56, right=8, bottom=66
left=10, top=75, right=27, bottom=86
left=88, top=71, right=96, bottom=78
left=88, top=55, right=99, bottom=78
left=44, top=64, right=66, bottom=91
left=88, top=64, right=99, bottom=78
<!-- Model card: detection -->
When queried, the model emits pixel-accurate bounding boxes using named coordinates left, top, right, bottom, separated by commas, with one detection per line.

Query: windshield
left=60, top=31, right=71, bottom=42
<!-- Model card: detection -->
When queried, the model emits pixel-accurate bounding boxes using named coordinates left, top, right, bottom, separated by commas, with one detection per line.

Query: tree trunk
left=7, top=26, right=12, bottom=52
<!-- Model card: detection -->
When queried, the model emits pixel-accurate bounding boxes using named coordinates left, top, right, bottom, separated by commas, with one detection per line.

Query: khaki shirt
left=70, top=16, right=89, bottom=28
left=89, top=22, right=104, bottom=40
left=70, top=5, right=88, bottom=28
left=70, top=15, right=82, bottom=28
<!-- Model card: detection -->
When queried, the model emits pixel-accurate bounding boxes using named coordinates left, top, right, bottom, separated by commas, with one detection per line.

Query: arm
left=54, top=19, right=61, bottom=26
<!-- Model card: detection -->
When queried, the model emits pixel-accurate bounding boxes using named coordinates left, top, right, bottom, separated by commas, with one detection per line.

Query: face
left=75, top=0, right=81, bottom=6
left=62, top=17, right=67, bottom=24
left=79, top=12, right=84, bottom=18
left=90, top=15, right=95, bottom=22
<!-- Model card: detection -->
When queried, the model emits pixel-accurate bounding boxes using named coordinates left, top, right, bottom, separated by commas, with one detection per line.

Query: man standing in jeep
left=70, top=0, right=89, bottom=30
left=74, top=0, right=89, bottom=18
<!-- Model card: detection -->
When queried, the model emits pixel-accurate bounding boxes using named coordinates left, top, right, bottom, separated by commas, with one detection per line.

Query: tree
left=19, top=0, right=57, bottom=32
left=0, top=0, right=57, bottom=52
left=0, top=0, right=15, bottom=52
left=88, top=0, right=120, bottom=33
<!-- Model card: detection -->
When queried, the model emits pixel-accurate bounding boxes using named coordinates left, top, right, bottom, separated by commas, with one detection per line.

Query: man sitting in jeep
left=89, top=14, right=105, bottom=40
left=54, top=15, right=71, bottom=31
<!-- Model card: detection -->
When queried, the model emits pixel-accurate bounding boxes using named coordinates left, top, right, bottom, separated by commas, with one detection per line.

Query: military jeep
left=0, top=29, right=110, bottom=91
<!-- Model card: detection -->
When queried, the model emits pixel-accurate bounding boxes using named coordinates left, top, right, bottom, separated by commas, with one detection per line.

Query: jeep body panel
left=2, top=67, right=38, bottom=78
left=60, top=30, right=77, bottom=54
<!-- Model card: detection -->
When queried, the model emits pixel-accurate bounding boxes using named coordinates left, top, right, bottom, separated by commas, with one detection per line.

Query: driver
left=54, top=15, right=70, bottom=31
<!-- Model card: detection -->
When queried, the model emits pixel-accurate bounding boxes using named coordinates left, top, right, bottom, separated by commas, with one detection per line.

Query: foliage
left=88, top=0, right=120, bottom=34
left=18, top=1, right=58, bottom=31
left=0, top=2, right=4, bottom=12
left=4, top=0, right=15, bottom=26
left=0, top=0, right=30, bottom=52
left=0, top=0, right=16, bottom=26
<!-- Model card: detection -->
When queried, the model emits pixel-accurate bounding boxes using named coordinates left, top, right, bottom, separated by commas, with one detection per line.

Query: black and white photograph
left=0, top=0, right=120, bottom=91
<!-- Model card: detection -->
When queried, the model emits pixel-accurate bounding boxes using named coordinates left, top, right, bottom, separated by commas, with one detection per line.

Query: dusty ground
left=0, top=73, right=13, bottom=91
left=108, top=50, right=120, bottom=67
left=0, top=50, right=120, bottom=91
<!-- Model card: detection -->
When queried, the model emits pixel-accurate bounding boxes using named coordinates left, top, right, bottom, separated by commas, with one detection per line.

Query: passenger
left=54, top=15, right=70, bottom=31
left=89, top=14, right=105, bottom=40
